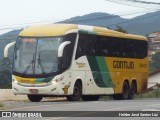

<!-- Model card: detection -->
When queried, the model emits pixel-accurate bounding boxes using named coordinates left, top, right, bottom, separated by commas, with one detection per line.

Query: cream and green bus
left=4, top=24, right=148, bottom=102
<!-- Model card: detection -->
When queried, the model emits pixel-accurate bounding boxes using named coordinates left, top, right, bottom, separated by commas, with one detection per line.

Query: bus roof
left=19, top=24, right=147, bottom=40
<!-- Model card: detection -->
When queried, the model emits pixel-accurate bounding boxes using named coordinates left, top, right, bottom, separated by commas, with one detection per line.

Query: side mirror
left=58, top=41, right=71, bottom=70
left=4, top=41, right=16, bottom=58
left=58, top=41, right=71, bottom=57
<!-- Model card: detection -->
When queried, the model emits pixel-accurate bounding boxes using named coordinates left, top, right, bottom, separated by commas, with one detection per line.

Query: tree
left=115, top=25, right=128, bottom=33
left=0, top=57, right=12, bottom=89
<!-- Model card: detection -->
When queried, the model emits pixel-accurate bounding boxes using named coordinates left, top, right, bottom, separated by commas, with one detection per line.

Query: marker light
left=52, top=80, right=57, bottom=85
left=12, top=77, right=18, bottom=84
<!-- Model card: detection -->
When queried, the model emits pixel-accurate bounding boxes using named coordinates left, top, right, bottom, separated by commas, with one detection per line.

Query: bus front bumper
left=12, top=82, right=64, bottom=95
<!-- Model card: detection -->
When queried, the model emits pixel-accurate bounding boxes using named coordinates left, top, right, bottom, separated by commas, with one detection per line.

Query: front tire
left=27, top=95, right=43, bottom=102
left=67, top=81, right=82, bottom=101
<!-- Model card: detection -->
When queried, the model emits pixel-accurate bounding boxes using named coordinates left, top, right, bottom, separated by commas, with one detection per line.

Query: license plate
left=29, top=89, right=38, bottom=93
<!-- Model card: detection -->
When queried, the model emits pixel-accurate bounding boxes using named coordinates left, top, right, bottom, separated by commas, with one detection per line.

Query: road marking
left=46, top=117, right=66, bottom=120
left=142, top=109, right=160, bottom=111
left=103, top=103, right=160, bottom=111
left=146, top=104, right=160, bottom=107
left=103, top=104, right=146, bottom=111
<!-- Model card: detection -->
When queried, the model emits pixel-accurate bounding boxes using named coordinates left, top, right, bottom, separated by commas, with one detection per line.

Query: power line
left=0, top=10, right=159, bottom=35
left=0, top=0, right=159, bottom=33
left=126, top=0, right=160, bottom=5
left=107, top=11, right=160, bottom=26
left=106, top=0, right=160, bottom=10
left=0, top=19, right=61, bottom=28
left=0, top=11, right=160, bottom=41
left=0, top=4, right=158, bottom=31
left=0, top=8, right=159, bottom=31
left=63, top=10, right=160, bottom=25
left=0, top=5, right=159, bottom=38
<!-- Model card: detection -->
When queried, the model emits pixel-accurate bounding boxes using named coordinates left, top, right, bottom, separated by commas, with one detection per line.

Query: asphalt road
left=1, top=98, right=160, bottom=120
left=1, top=98, right=160, bottom=111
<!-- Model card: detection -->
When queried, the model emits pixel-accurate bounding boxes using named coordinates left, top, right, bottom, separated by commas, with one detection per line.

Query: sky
left=0, top=0, right=160, bottom=35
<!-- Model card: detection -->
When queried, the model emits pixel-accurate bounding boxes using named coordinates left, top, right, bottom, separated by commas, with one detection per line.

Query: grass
left=136, top=89, right=160, bottom=99
left=0, top=103, right=4, bottom=108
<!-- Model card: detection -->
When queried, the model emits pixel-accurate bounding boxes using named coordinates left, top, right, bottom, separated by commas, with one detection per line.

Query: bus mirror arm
left=4, top=41, right=16, bottom=58
left=58, top=41, right=71, bottom=70
left=58, top=41, right=71, bottom=57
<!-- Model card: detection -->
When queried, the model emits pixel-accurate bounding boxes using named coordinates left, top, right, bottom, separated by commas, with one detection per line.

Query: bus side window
left=61, top=45, right=70, bottom=69
left=75, top=34, right=86, bottom=59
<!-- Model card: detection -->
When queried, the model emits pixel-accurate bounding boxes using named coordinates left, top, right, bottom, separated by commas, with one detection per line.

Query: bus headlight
left=55, top=75, right=64, bottom=82
left=52, top=80, right=57, bottom=85
left=12, top=77, right=18, bottom=84
left=51, top=75, right=64, bottom=85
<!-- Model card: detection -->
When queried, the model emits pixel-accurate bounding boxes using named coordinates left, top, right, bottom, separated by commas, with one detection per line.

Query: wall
left=0, top=89, right=27, bottom=101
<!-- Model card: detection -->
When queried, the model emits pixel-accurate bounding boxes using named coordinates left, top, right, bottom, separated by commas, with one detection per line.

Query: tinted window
left=75, top=33, right=148, bottom=59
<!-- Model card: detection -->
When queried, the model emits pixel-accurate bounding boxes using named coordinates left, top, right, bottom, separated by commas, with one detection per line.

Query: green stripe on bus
left=88, top=31, right=97, bottom=35
left=35, top=77, right=54, bottom=83
left=87, top=56, right=114, bottom=88
left=78, top=30, right=97, bottom=35
left=87, top=56, right=106, bottom=87
left=96, top=57, right=114, bottom=87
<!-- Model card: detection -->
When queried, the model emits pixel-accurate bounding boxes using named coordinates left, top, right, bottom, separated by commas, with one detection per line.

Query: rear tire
left=82, top=95, right=100, bottom=101
left=113, top=81, right=129, bottom=100
left=128, top=82, right=137, bottom=99
left=67, top=81, right=82, bottom=101
left=27, top=95, right=43, bottom=102
left=122, top=81, right=129, bottom=100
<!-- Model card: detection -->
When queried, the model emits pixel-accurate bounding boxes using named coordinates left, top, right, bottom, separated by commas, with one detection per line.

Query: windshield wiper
left=22, top=54, right=35, bottom=76
left=38, top=53, right=47, bottom=77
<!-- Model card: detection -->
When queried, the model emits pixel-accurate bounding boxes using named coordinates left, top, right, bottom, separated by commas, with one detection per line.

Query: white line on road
left=142, top=109, right=160, bottom=111
left=103, top=104, right=160, bottom=111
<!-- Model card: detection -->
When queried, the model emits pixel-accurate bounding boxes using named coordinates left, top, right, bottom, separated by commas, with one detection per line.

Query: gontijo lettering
left=113, top=61, right=134, bottom=69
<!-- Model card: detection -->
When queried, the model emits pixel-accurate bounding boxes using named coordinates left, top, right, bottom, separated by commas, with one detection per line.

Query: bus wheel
left=113, top=94, right=121, bottom=100
left=121, top=81, right=129, bottom=100
left=27, top=95, right=43, bottom=102
left=128, top=82, right=137, bottom=99
left=67, top=81, right=82, bottom=101
left=82, top=95, right=100, bottom=101
left=113, top=81, right=129, bottom=100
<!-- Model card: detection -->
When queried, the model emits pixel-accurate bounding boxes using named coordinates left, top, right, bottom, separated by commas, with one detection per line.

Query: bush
left=136, top=89, right=160, bottom=98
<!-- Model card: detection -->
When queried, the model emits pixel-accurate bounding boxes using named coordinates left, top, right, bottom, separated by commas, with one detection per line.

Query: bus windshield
left=13, top=37, right=64, bottom=76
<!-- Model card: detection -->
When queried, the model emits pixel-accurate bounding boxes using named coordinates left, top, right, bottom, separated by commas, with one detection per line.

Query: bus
left=4, top=24, right=148, bottom=102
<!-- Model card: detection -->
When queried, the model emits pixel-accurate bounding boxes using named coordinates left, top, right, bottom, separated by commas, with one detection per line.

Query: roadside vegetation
left=0, top=103, right=4, bottom=108
left=149, top=52, right=160, bottom=74
left=136, top=89, right=160, bottom=99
